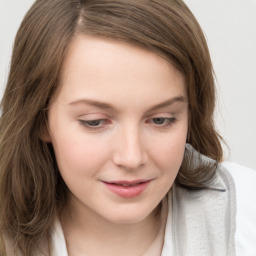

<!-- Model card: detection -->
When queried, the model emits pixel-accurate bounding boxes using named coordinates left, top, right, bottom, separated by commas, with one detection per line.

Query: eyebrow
left=147, top=96, right=188, bottom=112
left=69, top=96, right=188, bottom=112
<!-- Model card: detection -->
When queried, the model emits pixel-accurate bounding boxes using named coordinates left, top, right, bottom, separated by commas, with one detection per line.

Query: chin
left=103, top=203, right=160, bottom=225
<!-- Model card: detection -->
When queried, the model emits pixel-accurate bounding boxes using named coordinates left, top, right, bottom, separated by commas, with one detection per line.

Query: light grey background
left=0, top=0, right=255, bottom=169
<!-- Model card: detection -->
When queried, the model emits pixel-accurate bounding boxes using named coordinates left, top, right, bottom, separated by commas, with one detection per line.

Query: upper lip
left=102, top=179, right=151, bottom=185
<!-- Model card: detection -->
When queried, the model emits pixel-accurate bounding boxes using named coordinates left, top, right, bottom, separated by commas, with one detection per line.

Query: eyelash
left=79, top=119, right=109, bottom=131
left=146, top=117, right=177, bottom=128
left=79, top=117, right=177, bottom=132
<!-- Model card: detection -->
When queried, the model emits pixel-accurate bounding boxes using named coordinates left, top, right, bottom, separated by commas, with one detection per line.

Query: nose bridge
left=113, top=122, right=146, bottom=170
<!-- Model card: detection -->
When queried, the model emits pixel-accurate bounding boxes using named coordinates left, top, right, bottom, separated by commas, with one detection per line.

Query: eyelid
left=146, top=116, right=177, bottom=128
left=147, top=112, right=176, bottom=120
left=78, top=118, right=111, bottom=131
left=78, top=113, right=109, bottom=119
left=78, top=112, right=178, bottom=132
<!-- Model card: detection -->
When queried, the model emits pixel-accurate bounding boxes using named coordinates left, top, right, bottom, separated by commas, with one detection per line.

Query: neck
left=61, top=196, right=162, bottom=256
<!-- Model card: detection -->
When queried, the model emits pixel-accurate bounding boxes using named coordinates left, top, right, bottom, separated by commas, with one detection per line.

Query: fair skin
left=46, top=35, right=188, bottom=256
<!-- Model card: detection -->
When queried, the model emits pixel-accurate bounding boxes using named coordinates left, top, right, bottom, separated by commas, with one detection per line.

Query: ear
left=39, top=124, right=52, bottom=143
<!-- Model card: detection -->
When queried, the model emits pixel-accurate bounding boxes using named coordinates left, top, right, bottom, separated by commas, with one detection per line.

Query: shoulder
left=222, top=161, right=256, bottom=190
left=221, top=162, right=256, bottom=255
left=222, top=161, right=256, bottom=200
left=171, top=159, right=237, bottom=255
left=4, top=219, right=68, bottom=256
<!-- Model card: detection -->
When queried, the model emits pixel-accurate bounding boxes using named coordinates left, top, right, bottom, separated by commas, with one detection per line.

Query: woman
left=0, top=0, right=255, bottom=255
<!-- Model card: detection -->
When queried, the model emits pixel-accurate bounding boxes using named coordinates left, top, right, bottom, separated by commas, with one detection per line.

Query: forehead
left=55, top=35, right=187, bottom=109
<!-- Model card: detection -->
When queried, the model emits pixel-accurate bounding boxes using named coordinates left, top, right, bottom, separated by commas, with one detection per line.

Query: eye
left=147, top=117, right=177, bottom=128
left=152, top=118, right=166, bottom=125
left=79, top=119, right=110, bottom=130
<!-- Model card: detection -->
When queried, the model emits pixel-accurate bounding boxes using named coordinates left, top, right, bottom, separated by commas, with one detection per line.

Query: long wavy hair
left=0, top=0, right=223, bottom=255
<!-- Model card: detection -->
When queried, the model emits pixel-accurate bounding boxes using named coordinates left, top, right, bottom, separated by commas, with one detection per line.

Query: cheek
left=156, top=142, right=185, bottom=173
left=146, top=136, right=186, bottom=204
left=51, top=137, right=106, bottom=196
left=51, top=132, right=108, bottom=178
left=148, top=126, right=187, bottom=176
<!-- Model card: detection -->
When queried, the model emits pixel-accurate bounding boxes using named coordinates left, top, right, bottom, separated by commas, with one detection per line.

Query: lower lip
left=103, top=181, right=151, bottom=198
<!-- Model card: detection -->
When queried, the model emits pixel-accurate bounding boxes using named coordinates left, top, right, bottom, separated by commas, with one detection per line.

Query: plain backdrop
left=0, top=0, right=255, bottom=169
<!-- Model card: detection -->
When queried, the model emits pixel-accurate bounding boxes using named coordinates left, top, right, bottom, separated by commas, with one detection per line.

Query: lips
left=102, top=180, right=151, bottom=198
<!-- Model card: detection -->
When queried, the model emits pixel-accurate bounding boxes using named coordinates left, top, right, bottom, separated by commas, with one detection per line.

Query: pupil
left=88, top=120, right=101, bottom=126
left=153, top=118, right=164, bottom=124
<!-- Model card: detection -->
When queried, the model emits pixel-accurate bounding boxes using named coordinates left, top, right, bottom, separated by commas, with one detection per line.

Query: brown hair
left=0, top=0, right=223, bottom=255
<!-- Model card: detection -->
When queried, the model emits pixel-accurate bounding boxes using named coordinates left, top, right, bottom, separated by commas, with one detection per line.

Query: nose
left=112, top=124, right=148, bottom=171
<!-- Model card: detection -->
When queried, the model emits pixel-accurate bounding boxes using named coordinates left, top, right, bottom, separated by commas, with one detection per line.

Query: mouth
left=106, top=180, right=149, bottom=186
left=102, top=180, right=151, bottom=198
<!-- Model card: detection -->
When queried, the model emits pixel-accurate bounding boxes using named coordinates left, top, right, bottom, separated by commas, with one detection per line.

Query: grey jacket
left=164, top=145, right=236, bottom=255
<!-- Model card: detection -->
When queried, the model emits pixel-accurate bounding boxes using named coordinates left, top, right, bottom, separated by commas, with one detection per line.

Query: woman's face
left=46, top=35, right=188, bottom=224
